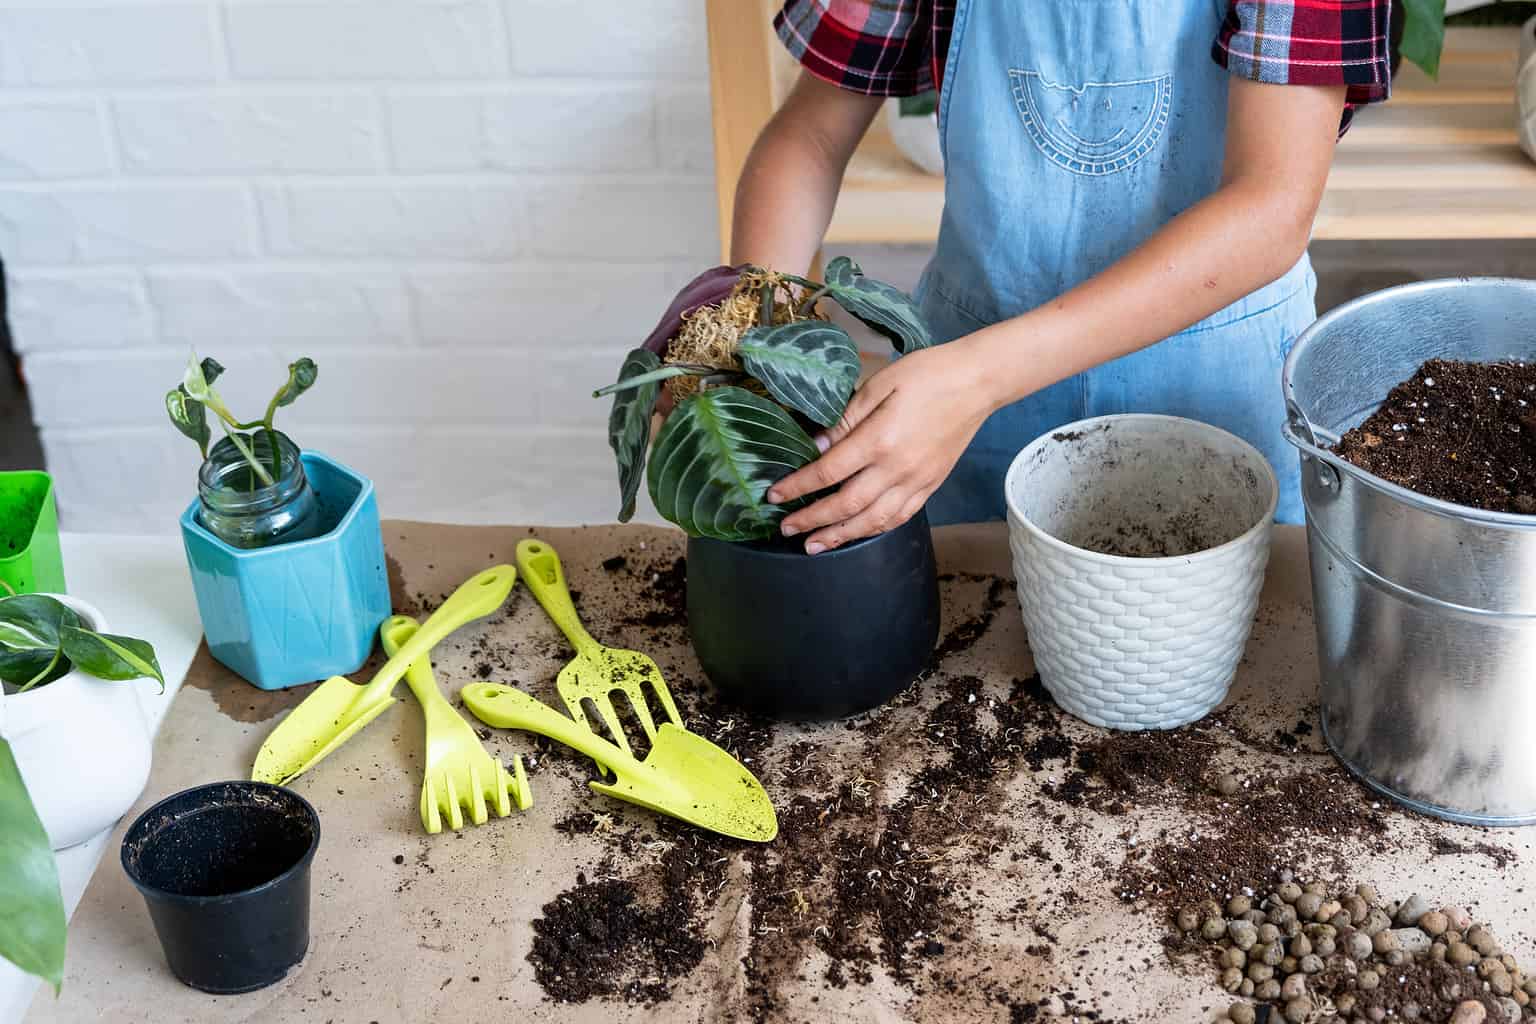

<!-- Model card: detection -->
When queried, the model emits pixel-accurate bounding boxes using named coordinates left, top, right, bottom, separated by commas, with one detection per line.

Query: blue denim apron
left=917, top=0, right=1315, bottom=526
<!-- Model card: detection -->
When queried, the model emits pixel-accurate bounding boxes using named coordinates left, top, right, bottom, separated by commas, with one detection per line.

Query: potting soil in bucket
left=121, top=781, right=319, bottom=993
left=1005, top=415, right=1276, bottom=731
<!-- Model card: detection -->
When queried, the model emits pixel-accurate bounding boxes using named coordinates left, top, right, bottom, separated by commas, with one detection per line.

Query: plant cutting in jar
left=0, top=587, right=164, bottom=990
left=596, top=261, right=932, bottom=542
left=165, top=355, right=318, bottom=490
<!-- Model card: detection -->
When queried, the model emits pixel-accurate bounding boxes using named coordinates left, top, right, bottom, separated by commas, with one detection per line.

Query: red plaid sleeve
left=774, top=0, right=943, bottom=97
left=1213, top=0, right=1392, bottom=106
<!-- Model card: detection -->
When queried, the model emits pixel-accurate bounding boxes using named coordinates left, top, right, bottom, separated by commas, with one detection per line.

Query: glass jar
left=197, top=431, right=322, bottom=550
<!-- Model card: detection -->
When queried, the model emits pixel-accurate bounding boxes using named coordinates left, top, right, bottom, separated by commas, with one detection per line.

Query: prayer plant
left=597, top=260, right=931, bottom=542
left=165, top=355, right=318, bottom=488
left=0, top=587, right=164, bottom=991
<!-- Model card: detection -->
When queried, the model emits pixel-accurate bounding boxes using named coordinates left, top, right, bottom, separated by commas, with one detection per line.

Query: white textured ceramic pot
left=1005, top=415, right=1276, bottom=731
left=0, top=596, right=153, bottom=849
left=885, top=100, right=943, bottom=176
left=1519, top=16, right=1536, bottom=162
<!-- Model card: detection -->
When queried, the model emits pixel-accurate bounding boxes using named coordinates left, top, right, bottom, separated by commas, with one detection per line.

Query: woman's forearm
left=729, top=73, right=882, bottom=274
left=960, top=80, right=1345, bottom=413
left=962, top=179, right=1314, bottom=410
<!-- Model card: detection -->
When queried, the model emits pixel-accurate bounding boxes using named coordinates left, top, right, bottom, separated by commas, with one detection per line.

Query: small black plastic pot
left=687, top=510, right=940, bottom=720
left=121, top=781, right=320, bottom=994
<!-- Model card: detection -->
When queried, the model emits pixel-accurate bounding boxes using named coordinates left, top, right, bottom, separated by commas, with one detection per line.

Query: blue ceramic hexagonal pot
left=179, top=451, right=391, bottom=690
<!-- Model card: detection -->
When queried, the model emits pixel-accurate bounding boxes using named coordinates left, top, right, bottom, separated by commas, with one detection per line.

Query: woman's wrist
left=956, top=308, right=1071, bottom=414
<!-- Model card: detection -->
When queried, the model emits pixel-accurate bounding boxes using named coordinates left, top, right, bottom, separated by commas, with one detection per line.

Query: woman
left=729, top=0, right=1391, bottom=554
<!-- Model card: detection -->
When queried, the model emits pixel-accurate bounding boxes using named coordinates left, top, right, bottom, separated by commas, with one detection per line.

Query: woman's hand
left=766, top=343, right=999, bottom=554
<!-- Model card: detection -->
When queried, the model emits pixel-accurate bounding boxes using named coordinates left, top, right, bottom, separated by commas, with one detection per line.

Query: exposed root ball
left=664, top=269, right=822, bottom=405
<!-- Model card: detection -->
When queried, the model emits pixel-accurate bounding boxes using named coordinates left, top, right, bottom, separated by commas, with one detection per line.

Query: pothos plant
left=596, top=260, right=931, bottom=542
left=0, top=587, right=165, bottom=991
left=165, top=355, right=318, bottom=488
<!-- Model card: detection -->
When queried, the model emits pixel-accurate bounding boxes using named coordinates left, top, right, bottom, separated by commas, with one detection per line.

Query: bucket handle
left=1282, top=399, right=1345, bottom=495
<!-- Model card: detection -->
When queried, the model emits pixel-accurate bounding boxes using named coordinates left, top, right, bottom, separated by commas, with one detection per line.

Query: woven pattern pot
left=1005, top=415, right=1276, bottom=730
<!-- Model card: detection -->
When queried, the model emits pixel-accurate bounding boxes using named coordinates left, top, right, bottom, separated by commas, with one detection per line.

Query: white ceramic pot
left=0, top=596, right=153, bottom=849
left=885, top=99, right=944, bottom=176
left=1519, top=16, right=1536, bottom=163
left=1005, top=415, right=1277, bottom=731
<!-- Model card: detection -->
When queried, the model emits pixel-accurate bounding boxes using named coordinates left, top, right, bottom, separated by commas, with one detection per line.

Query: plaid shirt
left=776, top=0, right=1390, bottom=127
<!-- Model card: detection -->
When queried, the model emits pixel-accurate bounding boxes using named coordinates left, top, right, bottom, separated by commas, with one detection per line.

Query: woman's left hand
left=766, top=343, right=997, bottom=554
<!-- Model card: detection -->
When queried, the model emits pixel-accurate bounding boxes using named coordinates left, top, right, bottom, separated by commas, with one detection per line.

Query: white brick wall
left=1, top=0, right=720, bottom=533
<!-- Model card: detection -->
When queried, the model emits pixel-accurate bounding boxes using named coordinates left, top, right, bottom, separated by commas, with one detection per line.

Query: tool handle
left=515, top=539, right=601, bottom=658
left=360, top=565, right=516, bottom=704
left=379, top=616, right=450, bottom=713
left=461, top=682, right=626, bottom=773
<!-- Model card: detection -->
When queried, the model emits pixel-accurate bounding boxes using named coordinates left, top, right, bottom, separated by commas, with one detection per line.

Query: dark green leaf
left=1401, top=0, right=1446, bottom=78
left=820, top=257, right=932, bottom=354
left=199, top=357, right=225, bottom=387
left=898, top=91, right=938, bottom=118
left=647, top=387, right=819, bottom=541
left=738, top=321, right=860, bottom=428
left=0, top=739, right=66, bottom=990
left=60, top=628, right=165, bottom=691
left=165, top=386, right=210, bottom=457
left=607, top=349, right=663, bottom=523
left=271, top=358, right=318, bottom=409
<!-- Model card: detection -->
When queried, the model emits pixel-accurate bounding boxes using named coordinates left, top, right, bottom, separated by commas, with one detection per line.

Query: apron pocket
left=1008, top=70, right=1172, bottom=177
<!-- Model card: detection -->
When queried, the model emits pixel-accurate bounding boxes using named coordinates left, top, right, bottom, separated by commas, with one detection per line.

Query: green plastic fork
left=381, top=615, right=532, bottom=834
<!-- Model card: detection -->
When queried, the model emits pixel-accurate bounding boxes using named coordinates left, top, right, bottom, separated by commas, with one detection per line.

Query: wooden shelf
left=812, top=27, right=1536, bottom=245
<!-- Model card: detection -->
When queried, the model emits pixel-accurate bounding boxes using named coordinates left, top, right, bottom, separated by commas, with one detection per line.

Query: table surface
left=0, top=533, right=202, bottom=1024
left=28, top=522, right=1536, bottom=1023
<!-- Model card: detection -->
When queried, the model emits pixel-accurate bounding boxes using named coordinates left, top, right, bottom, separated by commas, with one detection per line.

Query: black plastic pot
left=121, top=781, right=320, bottom=994
left=687, top=510, right=940, bottom=720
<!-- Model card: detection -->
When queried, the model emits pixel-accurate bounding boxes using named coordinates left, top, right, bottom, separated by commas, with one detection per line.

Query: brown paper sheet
left=36, top=523, right=1534, bottom=1023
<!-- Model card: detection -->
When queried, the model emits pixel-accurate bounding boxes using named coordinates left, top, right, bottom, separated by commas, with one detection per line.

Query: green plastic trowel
left=461, top=682, right=778, bottom=842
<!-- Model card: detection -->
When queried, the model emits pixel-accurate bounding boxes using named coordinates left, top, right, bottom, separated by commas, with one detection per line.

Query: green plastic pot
left=0, top=470, right=66, bottom=594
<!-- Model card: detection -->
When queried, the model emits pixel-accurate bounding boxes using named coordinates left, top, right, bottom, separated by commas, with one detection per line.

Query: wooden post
left=704, top=0, right=783, bottom=265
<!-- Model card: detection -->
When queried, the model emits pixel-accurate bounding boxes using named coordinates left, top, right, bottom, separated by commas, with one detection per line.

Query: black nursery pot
left=687, top=510, right=940, bottom=720
left=121, top=781, right=320, bottom=994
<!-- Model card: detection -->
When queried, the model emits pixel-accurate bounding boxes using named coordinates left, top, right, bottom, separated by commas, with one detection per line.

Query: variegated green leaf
left=271, top=358, right=317, bottom=409
left=607, top=348, right=663, bottom=523
left=165, top=386, right=210, bottom=458
left=820, top=256, right=932, bottom=354
left=60, top=627, right=165, bottom=691
left=738, top=320, right=860, bottom=428
left=646, top=387, right=819, bottom=541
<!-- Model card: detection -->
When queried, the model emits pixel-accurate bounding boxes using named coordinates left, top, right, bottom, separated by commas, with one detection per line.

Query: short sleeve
left=774, top=0, right=934, bottom=97
left=1212, top=0, right=1392, bottom=107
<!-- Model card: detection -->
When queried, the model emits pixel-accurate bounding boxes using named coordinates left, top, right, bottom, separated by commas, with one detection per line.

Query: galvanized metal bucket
left=1282, top=277, right=1536, bottom=826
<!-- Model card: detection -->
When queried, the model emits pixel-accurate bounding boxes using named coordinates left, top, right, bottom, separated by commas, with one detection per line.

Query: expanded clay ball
left=1314, top=935, right=1336, bottom=957
left=1295, top=893, right=1323, bottom=921
left=1177, top=907, right=1201, bottom=932
left=1228, top=1003, right=1257, bottom=1024
left=1283, top=997, right=1310, bottom=1023
left=1221, top=947, right=1247, bottom=970
left=1203, top=917, right=1228, bottom=941
left=1227, top=896, right=1252, bottom=917
left=1255, top=980, right=1281, bottom=1002
left=1258, top=924, right=1281, bottom=945
left=1419, top=910, right=1449, bottom=937
left=1277, top=882, right=1303, bottom=904
left=1228, top=920, right=1258, bottom=951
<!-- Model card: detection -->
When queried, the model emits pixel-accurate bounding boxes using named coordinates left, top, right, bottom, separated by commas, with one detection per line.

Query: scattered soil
left=1335, top=358, right=1536, bottom=514
left=528, top=873, right=706, bottom=1004
left=386, top=529, right=1520, bottom=1022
